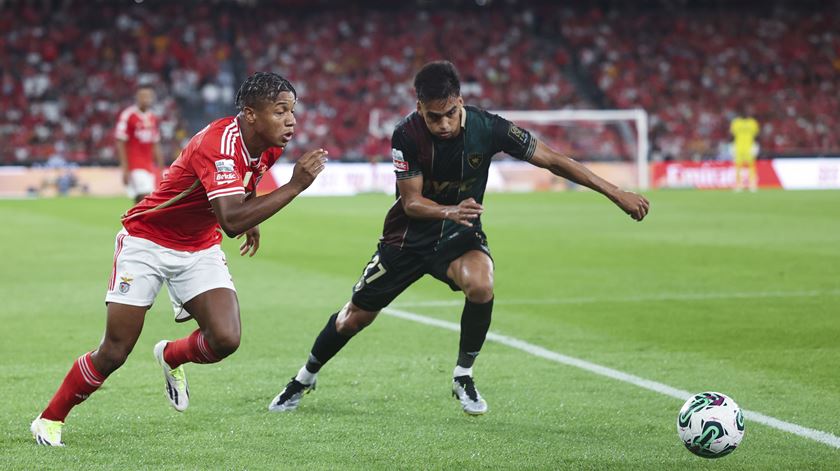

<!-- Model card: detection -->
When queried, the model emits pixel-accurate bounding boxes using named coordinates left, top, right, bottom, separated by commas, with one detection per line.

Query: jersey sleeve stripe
left=228, top=131, right=238, bottom=157
left=396, top=170, right=423, bottom=180
left=207, top=185, right=245, bottom=195
left=207, top=187, right=246, bottom=200
left=207, top=191, right=246, bottom=201
left=226, top=130, right=235, bottom=156
left=221, top=121, right=238, bottom=156
left=227, top=129, right=239, bottom=159
left=221, top=127, right=230, bottom=155
left=523, top=136, right=537, bottom=161
left=236, top=129, right=251, bottom=160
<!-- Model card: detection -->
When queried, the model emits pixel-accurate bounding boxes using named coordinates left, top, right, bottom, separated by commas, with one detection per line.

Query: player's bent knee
left=465, top=284, right=494, bottom=304
left=93, top=344, right=132, bottom=375
left=206, top=332, right=240, bottom=358
left=336, top=308, right=378, bottom=336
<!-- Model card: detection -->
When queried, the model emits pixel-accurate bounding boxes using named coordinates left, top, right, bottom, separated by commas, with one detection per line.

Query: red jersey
left=115, top=105, right=161, bottom=172
left=122, top=117, right=283, bottom=251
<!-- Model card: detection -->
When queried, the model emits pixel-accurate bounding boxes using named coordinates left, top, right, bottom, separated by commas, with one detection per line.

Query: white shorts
left=105, top=229, right=236, bottom=322
left=127, top=169, right=155, bottom=199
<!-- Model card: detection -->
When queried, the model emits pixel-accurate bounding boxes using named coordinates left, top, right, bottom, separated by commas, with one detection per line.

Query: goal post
left=490, top=109, right=650, bottom=190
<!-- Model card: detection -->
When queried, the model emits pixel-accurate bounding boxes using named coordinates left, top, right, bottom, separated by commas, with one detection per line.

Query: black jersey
left=381, top=105, right=537, bottom=251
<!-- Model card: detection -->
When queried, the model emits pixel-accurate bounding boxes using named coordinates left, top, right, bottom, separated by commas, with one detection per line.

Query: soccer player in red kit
left=31, top=72, right=329, bottom=446
left=115, top=84, right=165, bottom=203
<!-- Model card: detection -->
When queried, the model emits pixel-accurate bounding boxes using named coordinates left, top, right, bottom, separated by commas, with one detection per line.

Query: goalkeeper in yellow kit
left=730, top=115, right=760, bottom=191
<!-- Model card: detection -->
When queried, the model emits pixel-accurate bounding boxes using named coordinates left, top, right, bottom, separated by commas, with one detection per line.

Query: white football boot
left=452, top=375, right=488, bottom=415
left=268, top=378, right=316, bottom=412
left=153, top=340, right=189, bottom=412
left=31, top=415, right=64, bottom=447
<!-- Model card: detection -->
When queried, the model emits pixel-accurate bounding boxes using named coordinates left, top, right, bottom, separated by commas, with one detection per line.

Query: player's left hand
left=612, top=190, right=650, bottom=221
left=237, top=226, right=261, bottom=257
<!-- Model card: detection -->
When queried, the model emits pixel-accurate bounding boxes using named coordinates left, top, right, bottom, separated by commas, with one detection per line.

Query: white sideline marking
left=383, top=307, right=840, bottom=450
left=394, top=289, right=840, bottom=308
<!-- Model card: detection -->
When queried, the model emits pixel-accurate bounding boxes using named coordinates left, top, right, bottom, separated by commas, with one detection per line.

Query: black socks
left=457, top=298, right=493, bottom=368
left=306, top=312, right=353, bottom=373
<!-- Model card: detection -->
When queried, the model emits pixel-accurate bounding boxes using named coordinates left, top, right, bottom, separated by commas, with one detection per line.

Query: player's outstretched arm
left=529, top=140, right=650, bottom=221
left=210, top=148, right=328, bottom=238
left=398, top=175, right=483, bottom=227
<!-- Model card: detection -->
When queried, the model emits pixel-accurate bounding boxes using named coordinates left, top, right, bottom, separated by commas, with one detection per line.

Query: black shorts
left=351, top=230, right=492, bottom=312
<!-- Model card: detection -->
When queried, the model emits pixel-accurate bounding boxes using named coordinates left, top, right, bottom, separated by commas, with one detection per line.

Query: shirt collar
left=235, top=116, right=258, bottom=162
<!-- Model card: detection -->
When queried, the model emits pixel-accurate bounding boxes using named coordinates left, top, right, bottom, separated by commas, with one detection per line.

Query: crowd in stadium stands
left=1, top=1, right=838, bottom=166
left=558, top=2, right=840, bottom=160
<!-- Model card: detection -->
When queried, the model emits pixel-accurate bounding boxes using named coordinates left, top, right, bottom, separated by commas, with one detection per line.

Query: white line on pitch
left=393, top=289, right=840, bottom=308
left=382, top=307, right=840, bottom=450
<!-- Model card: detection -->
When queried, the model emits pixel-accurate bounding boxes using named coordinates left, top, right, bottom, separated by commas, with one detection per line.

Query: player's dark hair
left=414, top=61, right=461, bottom=103
left=235, top=72, right=297, bottom=111
left=136, top=83, right=155, bottom=91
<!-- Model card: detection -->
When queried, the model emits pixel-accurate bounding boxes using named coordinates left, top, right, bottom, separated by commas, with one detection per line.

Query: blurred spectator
left=559, top=1, right=840, bottom=159
left=0, top=0, right=837, bottom=166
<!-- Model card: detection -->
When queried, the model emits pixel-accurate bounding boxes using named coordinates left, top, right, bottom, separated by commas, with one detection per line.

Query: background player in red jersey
left=31, top=72, right=329, bottom=447
left=115, top=84, right=165, bottom=203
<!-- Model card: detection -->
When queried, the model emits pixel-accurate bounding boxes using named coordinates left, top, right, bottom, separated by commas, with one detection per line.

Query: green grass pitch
left=1, top=190, right=839, bottom=469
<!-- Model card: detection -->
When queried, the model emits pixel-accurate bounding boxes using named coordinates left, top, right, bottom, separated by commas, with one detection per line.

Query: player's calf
left=92, top=344, right=132, bottom=376
left=334, top=303, right=379, bottom=335
left=204, top=330, right=240, bottom=359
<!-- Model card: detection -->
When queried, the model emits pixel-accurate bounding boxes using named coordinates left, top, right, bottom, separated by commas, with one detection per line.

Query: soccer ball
left=677, top=391, right=745, bottom=458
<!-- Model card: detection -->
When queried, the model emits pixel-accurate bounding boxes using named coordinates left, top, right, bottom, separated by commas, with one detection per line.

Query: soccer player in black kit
left=269, top=61, right=650, bottom=415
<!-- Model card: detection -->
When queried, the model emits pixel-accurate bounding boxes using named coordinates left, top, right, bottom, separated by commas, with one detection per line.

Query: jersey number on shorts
left=353, top=254, right=387, bottom=292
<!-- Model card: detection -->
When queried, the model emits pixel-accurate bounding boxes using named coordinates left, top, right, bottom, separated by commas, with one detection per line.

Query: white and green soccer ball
left=677, top=392, right=745, bottom=458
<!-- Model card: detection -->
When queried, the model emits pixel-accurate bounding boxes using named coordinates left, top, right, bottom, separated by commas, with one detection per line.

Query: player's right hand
left=612, top=190, right=650, bottom=221
left=290, top=148, right=328, bottom=192
left=446, top=197, right=484, bottom=227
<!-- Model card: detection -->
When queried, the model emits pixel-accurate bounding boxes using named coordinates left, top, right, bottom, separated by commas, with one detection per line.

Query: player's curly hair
left=235, top=72, right=297, bottom=111
left=414, top=61, right=461, bottom=103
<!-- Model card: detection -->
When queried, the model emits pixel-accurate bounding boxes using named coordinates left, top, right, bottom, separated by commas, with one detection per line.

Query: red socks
left=41, top=352, right=105, bottom=422
left=39, top=331, right=219, bottom=423
left=163, top=329, right=220, bottom=368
